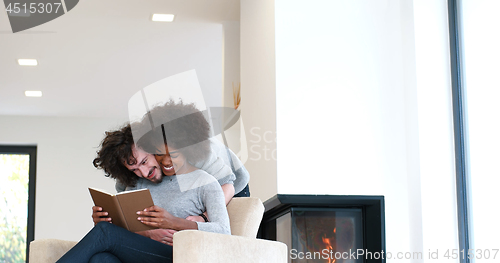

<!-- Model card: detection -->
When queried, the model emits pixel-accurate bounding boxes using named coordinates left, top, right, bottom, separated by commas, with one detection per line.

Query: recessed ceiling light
left=152, top=14, right=175, bottom=22
left=25, top=91, right=42, bottom=97
left=18, top=59, right=38, bottom=66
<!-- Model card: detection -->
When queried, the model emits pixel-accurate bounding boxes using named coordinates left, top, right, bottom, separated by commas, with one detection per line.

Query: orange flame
left=322, top=234, right=335, bottom=263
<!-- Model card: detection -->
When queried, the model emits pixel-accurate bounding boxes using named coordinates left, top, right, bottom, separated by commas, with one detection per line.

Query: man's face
left=124, top=145, right=163, bottom=183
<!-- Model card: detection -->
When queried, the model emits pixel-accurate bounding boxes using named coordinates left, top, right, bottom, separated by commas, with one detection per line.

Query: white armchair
left=29, top=197, right=287, bottom=263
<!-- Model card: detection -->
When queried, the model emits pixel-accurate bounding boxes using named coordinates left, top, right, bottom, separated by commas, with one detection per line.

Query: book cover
left=89, top=187, right=155, bottom=232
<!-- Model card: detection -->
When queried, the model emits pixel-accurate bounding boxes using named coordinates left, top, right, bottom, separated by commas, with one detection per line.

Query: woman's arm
left=139, top=172, right=230, bottom=235
left=137, top=206, right=198, bottom=231
left=186, top=183, right=234, bottom=222
left=196, top=180, right=231, bottom=234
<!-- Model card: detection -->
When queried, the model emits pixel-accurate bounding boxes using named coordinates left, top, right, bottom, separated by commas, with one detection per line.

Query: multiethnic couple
left=57, top=99, right=249, bottom=263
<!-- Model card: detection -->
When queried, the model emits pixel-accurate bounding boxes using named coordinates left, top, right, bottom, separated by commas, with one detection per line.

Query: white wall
left=222, top=21, right=241, bottom=109
left=240, top=0, right=277, bottom=201
left=264, top=0, right=457, bottom=261
left=275, top=0, right=413, bottom=257
left=222, top=21, right=243, bottom=155
left=0, top=115, right=126, bottom=241
left=413, top=0, right=459, bottom=259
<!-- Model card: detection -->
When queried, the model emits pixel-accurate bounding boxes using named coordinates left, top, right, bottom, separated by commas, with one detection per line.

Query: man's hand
left=186, top=215, right=205, bottom=222
left=136, top=229, right=178, bottom=246
left=92, top=206, right=111, bottom=225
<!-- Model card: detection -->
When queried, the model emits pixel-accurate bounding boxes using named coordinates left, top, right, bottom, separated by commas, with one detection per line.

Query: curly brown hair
left=136, top=99, right=211, bottom=163
left=93, top=124, right=139, bottom=187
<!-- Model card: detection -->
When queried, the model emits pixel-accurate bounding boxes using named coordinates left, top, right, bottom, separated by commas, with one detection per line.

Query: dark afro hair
left=136, top=99, right=211, bottom=164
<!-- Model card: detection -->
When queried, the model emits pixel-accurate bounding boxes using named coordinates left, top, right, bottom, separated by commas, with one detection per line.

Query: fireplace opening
left=259, top=195, right=385, bottom=263
left=278, top=208, right=363, bottom=263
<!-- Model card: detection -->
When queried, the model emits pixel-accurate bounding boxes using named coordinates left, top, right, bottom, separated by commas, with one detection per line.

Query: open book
left=89, top=187, right=155, bottom=232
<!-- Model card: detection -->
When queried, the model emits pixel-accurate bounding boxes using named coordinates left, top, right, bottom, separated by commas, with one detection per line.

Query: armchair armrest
left=173, top=230, right=287, bottom=263
left=29, top=239, right=77, bottom=263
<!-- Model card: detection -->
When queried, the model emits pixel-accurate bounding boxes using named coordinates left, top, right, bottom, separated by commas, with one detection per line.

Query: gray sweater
left=121, top=169, right=231, bottom=235
left=192, top=138, right=249, bottom=194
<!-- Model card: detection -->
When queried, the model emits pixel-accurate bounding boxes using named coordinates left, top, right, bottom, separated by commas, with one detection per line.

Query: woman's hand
left=92, top=206, right=111, bottom=225
left=137, top=205, right=176, bottom=229
left=137, top=205, right=198, bottom=231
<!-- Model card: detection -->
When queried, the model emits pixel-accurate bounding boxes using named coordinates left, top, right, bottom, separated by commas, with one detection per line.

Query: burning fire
left=322, top=233, right=336, bottom=263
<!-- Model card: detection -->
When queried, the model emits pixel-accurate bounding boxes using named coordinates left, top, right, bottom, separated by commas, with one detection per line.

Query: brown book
left=89, top=187, right=156, bottom=232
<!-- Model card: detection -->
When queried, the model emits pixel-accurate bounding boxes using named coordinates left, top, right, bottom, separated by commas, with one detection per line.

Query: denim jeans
left=234, top=184, right=250, bottom=197
left=56, top=222, right=173, bottom=263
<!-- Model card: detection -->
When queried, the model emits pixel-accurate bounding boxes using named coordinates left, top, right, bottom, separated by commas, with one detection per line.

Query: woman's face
left=153, top=142, right=175, bottom=176
left=154, top=143, right=189, bottom=175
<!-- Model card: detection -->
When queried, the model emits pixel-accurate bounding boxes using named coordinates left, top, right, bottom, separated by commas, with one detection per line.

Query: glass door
left=0, top=146, right=37, bottom=263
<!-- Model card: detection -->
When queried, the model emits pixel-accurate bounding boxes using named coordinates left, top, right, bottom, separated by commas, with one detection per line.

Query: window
left=449, top=0, right=500, bottom=262
left=0, top=146, right=37, bottom=263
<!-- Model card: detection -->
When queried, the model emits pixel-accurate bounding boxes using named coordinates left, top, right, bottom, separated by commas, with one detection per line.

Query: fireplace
left=258, top=195, right=385, bottom=263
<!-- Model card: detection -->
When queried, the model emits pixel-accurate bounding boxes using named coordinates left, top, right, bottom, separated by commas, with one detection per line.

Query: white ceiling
left=0, top=0, right=239, bottom=120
